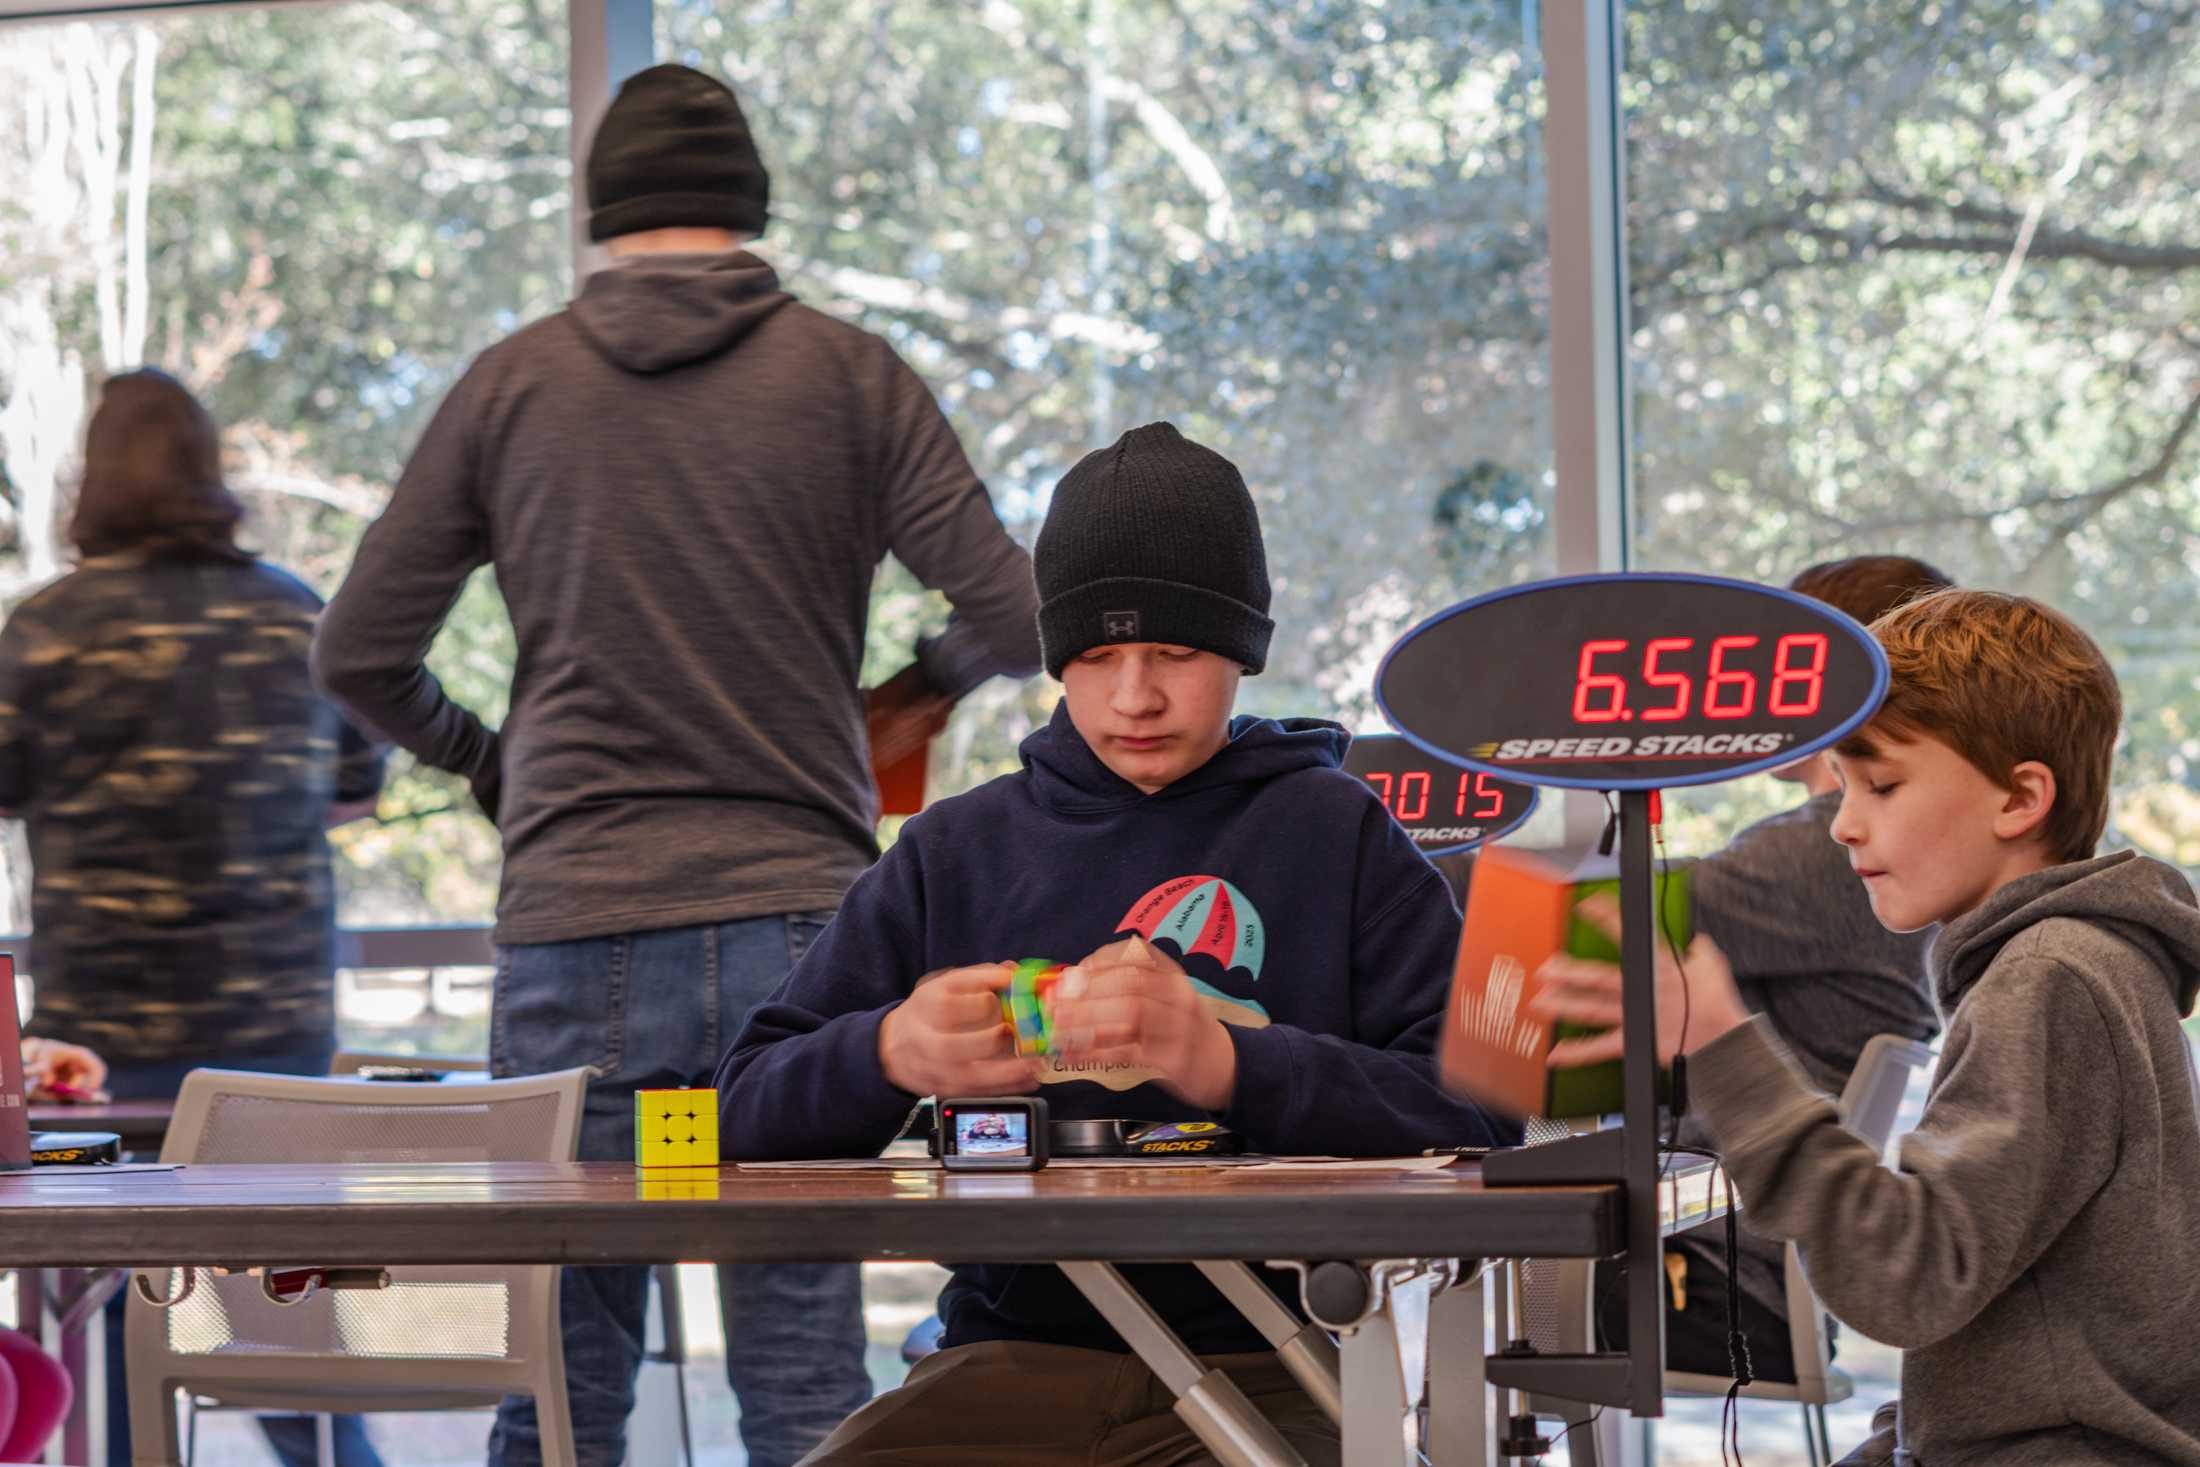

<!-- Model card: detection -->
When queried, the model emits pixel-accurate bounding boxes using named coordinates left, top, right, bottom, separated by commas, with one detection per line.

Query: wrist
left=1683, top=997, right=1750, bottom=1056
left=1175, top=1018, right=1238, bottom=1112
left=876, top=1005, right=919, bottom=1095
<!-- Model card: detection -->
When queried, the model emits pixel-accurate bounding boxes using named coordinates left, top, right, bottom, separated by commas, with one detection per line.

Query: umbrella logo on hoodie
left=1035, top=875, right=1272, bottom=1092
left=1119, top=874, right=1265, bottom=981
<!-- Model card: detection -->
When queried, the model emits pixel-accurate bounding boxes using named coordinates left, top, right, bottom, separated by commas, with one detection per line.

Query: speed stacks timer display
left=1375, top=573, right=1889, bottom=791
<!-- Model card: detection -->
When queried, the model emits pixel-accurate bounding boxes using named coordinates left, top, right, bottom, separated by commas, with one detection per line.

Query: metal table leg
left=24, top=1266, right=112, bottom=1467
left=1058, top=1261, right=1310, bottom=1467
left=1192, top=1262, right=1342, bottom=1425
left=1337, top=1263, right=1443, bottom=1467
left=1426, top=1267, right=1491, bottom=1467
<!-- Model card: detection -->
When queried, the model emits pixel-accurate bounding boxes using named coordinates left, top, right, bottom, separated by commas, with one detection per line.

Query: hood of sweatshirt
left=1930, top=849, right=2200, bottom=1018
left=567, top=250, right=794, bottom=374
left=1018, top=699, right=1351, bottom=816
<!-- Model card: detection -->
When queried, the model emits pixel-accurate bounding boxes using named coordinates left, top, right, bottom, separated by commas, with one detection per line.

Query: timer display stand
left=1374, top=572, right=1890, bottom=1421
left=1477, top=784, right=1668, bottom=1415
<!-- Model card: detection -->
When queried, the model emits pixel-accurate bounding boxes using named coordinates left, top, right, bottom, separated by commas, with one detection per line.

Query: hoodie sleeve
left=312, top=370, right=502, bottom=799
left=866, top=344, right=1042, bottom=698
left=1689, top=956, right=2121, bottom=1349
left=1220, top=797, right=1523, bottom=1155
left=713, top=830, right=934, bottom=1159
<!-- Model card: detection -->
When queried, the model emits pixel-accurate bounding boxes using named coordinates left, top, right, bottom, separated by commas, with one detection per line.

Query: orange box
left=1440, top=848, right=1687, bottom=1119
left=1441, top=848, right=1577, bottom=1117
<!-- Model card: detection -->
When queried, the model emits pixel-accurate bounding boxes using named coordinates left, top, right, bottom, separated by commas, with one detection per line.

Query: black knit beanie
left=1035, top=423, right=1273, bottom=678
left=587, top=65, right=769, bottom=243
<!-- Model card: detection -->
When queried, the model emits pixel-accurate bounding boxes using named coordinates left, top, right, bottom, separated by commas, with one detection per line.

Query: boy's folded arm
left=714, top=1001, right=918, bottom=1161
left=1689, top=961, right=2120, bottom=1350
left=711, top=839, right=934, bottom=1161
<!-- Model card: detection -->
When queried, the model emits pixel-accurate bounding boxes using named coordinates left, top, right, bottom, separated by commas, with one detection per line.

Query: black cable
left=1537, top=1406, right=1603, bottom=1462
left=1663, top=1143, right=1752, bottom=1466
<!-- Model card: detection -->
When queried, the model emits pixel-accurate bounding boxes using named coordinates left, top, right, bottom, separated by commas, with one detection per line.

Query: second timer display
left=1342, top=733, right=1537, bottom=853
left=1364, top=768, right=1509, bottom=822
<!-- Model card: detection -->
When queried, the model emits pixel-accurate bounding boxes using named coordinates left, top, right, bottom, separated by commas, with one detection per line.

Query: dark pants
left=484, top=916, right=872, bottom=1467
left=104, top=1044, right=387, bottom=1467
left=799, top=1341, right=1339, bottom=1466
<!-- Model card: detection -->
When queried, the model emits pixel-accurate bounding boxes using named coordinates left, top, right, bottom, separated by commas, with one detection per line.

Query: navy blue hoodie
left=715, top=702, right=1518, bottom=1355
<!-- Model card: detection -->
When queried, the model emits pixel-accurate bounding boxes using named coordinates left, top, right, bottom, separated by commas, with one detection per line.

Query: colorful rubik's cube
left=636, top=1088, right=719, bottom=1168
left=998, top=958, right=1067, bottom=1056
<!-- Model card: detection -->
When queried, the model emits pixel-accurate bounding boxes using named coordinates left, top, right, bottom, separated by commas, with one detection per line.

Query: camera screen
left=953, top=1108, right=1030, bottom=1156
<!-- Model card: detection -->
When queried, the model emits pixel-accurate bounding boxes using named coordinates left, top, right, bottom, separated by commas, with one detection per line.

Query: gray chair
left=125, top=1066, right=588, bottom=1467
left=325, top=1050, right=695, bottom=1465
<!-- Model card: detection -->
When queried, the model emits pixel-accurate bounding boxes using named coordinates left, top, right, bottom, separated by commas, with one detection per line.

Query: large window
left=661, top=0, right=1557, bottom=797
left=1623, top=0, right=2200, bottom=863
left=0, top=0, right=569, bottom=932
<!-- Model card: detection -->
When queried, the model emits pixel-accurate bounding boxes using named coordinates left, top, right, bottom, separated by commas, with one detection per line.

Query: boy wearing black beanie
left=717, top=423, right=1516, bottom=1465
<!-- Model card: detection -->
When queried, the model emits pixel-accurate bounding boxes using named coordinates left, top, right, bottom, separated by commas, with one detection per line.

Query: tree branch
left=787, top=256, right=1161, bottom=356
left=1835, top=384, right=2200, bottom=538
left=1792, top=222, right=2200, bottom=273
left=229, top=471, right=386, bottom=519
left=1638, top=184, right=2200, bottom=309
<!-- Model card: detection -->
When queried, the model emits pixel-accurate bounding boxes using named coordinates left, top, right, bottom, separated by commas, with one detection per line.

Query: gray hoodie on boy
left=1692, top=850, right=2200, bottom=1466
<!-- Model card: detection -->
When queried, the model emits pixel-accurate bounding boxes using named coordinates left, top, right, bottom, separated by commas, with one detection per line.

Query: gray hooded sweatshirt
left=316, top=253, right=1040, bottom=943
left=1693, top=850, right=2200, bottom=1466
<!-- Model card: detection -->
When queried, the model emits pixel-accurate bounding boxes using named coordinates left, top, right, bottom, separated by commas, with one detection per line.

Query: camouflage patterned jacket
left=0, top=553, right=384, bottom=1062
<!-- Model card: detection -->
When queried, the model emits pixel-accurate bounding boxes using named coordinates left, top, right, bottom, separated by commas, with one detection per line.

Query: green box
left=1545, top=867, right=1691, bottom=1118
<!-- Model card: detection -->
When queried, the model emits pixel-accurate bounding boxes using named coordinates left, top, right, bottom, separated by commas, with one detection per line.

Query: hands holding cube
left=876, top=935, right=1237, bottom=1111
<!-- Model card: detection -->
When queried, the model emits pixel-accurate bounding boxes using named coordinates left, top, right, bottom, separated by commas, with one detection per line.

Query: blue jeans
left=103, top=1046, right=387, bottom=1467
left=485, top=916, right=871, bottom=1467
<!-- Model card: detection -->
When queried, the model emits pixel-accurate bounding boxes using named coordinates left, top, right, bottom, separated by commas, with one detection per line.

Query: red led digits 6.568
left=1569, top=633, right=1828, bottom=725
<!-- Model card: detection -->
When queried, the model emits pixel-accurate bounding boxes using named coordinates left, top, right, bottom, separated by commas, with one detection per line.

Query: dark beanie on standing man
left=586, top=64, right=770, bottom=243
left=1034, top=422, right=1274, bottom=678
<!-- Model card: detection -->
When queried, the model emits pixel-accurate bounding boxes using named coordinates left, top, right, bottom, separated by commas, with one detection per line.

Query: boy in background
left=1541, top=589, right=2200, bottom=1464
left=718, top=422, right=1516, bottom=1465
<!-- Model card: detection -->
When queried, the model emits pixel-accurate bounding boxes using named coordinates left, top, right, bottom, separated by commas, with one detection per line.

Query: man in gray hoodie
left=314, top=64, right=1041, bottom=1467
left=1538, top=588, right=2200, bottom=1465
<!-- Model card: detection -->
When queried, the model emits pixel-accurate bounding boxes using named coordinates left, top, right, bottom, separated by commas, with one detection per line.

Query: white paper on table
left=1239, top=1155, right=1459, bottom=1172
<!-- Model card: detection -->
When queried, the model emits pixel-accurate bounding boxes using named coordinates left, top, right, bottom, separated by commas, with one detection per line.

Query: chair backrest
left=328, top=1050, right=488, bottom=1076
left=1780, top=1032, right=1936, bottom=1393
left=1833, top=1033, right=1934, bottom=1163
left=162, top=1067, right=581, bottom=1167
left=1512, top=1115, right=1602, bottom=1362
left=137, top=1068, right=587, bottom=1389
